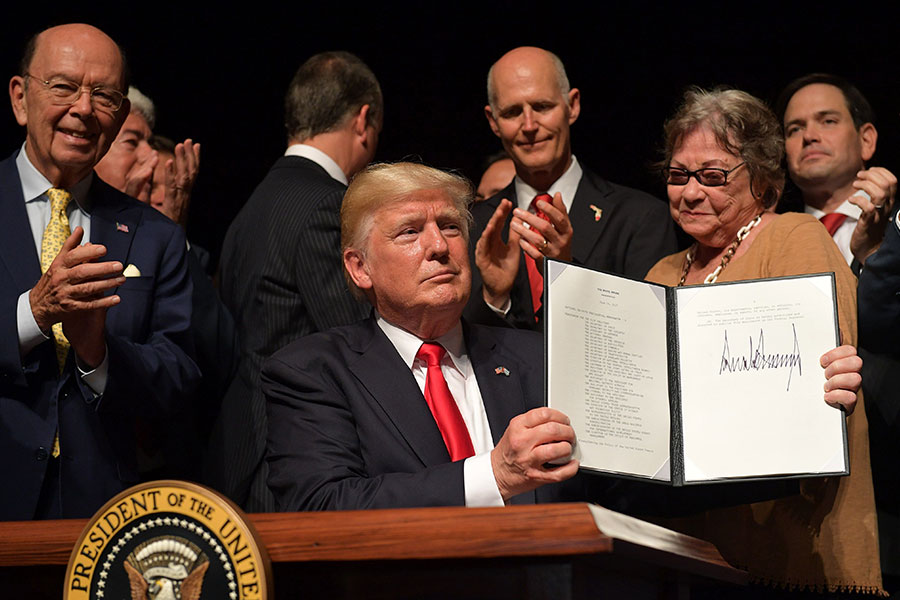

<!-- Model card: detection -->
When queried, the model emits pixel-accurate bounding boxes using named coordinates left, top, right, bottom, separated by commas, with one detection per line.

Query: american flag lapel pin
left=589, top=205, right=603, bottom=222
left=494, top=366, right=510, bottom=376
left=116, top=222, right=130, bottom=233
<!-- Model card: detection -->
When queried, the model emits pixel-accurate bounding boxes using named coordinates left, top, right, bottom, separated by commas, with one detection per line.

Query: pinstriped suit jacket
left=208, top=156, right=369, bottom=511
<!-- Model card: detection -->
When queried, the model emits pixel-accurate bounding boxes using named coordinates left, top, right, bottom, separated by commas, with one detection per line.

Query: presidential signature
left=719, top=324, right=802, bottom=391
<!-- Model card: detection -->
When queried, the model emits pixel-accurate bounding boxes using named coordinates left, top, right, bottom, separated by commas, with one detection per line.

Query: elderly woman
left=472, top=85, right=877, bottom=594
left=646, top=88, right=880, bottom=595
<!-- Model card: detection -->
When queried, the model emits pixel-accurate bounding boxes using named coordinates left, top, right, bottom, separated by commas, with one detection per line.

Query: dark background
left=2, top=3, right=898, bottom=267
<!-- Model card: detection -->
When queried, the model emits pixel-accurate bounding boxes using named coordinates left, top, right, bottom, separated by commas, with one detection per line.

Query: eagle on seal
left=123, top=536, right=210, bottom=600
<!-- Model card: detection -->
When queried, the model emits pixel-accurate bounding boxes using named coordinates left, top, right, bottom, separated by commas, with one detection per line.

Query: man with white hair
left=95, top=86, right=200, bottom=220
left=93, top=85, right=228, bottom=482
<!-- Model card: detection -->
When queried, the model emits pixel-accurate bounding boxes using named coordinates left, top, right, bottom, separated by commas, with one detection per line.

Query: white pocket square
left=123, top=264, right=142, bottom=277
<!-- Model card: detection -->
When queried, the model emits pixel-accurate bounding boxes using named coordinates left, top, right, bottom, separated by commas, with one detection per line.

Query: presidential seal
left=64, top=481, right=271, bottom=600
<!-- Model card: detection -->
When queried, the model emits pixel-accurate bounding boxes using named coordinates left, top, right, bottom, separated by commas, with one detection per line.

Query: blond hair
left=341, top=162, right=474, bottom=300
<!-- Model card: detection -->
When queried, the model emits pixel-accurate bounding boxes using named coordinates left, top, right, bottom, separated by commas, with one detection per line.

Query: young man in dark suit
left=0, top=23, right=198, bottom=519
left=778, top=73, right=900, bottom=591
left=211, top=51, right=382, bottom=511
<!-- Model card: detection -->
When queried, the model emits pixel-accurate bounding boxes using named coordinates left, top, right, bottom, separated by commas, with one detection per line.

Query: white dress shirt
left=376, top=316, right=505, bottom=507
left=15, top=144, right=108, bottom=393
left=805, top=199, right=861, bottom=266
left=284, top=143, right=348, bottom=185
left=514, top=154, right=583, bottom=214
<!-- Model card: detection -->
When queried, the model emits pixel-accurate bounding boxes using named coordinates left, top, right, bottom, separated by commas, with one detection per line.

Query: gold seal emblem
left=64, top=480, right=271, bottom=599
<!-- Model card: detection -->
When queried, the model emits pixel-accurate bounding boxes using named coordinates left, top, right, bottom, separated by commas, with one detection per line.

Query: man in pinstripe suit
left=209, top=51, right=382, bottom=511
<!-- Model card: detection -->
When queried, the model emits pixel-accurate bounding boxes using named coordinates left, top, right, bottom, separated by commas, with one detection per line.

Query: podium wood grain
left=0, top=503, right=745, bottom=598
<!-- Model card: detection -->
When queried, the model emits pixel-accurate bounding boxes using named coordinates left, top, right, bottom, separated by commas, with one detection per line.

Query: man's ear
left=566, top=88, right=581, bottom=125
left=9, top=76, right=27, bottom=126
left=484, top=105, right=501, bottom=138
left=352, top=104, right=370, bottom=137
left=344, top=248, right=372, bottom=291
left=859, top=122, right=877, bottom=162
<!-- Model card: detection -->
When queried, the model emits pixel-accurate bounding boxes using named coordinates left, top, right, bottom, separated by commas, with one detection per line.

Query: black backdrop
left=2, top=3, right=898, bottom=267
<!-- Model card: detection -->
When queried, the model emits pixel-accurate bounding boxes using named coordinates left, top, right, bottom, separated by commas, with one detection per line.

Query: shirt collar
left=17, top=143, right=93, bottom=210
left=284, top=143, right=348, bottom=185
left=804, top=198, right=861, bottom=221
left=514, top=154, right=582, bottom=213
left=376, top=314, right=467, bottom=376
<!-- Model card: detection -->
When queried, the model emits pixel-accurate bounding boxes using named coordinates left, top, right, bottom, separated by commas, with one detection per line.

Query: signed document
left=544, top=259, right=847, bottom=486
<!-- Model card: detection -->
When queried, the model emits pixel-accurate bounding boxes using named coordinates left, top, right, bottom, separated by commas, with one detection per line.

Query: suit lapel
left=88, top=178, right=143, bottom=283
left=465, top=324, right=529, bottom=446
left=569, top=171, right=611, bottom=263
left=0, top=154, right=42, bottom=290
left=348, top=319, right=452, bottom=467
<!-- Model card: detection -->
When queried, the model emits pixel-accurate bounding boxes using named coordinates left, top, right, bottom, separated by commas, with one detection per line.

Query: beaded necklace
left=678, top=213, right=763, bottom=286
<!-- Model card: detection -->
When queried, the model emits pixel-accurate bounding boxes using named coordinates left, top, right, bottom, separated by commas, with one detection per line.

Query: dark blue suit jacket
left=859, top=207, right=900, bottom=354
left=0, top=151, right=199, bottom=520
left=262, top=318, right=578, bottom=510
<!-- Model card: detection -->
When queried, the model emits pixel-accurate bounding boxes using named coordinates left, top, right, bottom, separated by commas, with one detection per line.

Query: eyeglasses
left=663, top=162, right=746, bottom=187
left=24, top=74, right=125, bottom=113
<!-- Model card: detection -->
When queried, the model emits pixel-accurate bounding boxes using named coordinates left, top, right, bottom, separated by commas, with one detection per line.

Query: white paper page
left=675, top=275, right=846, bottom=481
left=546, top=262, right=671, bottom=480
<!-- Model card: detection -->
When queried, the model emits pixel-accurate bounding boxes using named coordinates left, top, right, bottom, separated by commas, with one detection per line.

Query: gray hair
left=486, top=49, right=570, bottom=112
left=127, top=86, right=156, bottom=130
left=661, top=87, right=785, bottom=209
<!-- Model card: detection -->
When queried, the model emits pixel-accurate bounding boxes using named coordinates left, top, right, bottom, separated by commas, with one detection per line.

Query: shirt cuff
left=17, top=290, right=49, bottom=356
left=77, top=347, right=109, bottom=396
left=463, top=452, right=504, bottom=507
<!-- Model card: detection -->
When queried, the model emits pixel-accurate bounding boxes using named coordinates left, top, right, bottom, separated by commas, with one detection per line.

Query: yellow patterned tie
left=42, top=188, right=72, bottom=372
left=43, top=189, right=72, bottom=459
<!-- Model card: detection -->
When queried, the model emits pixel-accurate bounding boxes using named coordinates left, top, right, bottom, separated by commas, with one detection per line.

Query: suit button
left=35, top=447, right=49, bottom=461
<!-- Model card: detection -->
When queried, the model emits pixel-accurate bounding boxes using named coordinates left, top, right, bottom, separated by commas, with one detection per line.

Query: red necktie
left=820, top=213, right=848, bottom=237
left=417, top=343, right=475, bottom=461
left=525, top=193, right=553, bottom=319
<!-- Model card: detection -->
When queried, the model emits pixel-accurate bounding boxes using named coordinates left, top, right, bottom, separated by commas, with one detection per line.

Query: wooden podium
left=0, top=502, right=745, bottom=598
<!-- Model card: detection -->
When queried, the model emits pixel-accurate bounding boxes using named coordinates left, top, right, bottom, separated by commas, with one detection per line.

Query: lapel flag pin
left=589, top=205, right=603, bottom=222
left=494, top=366, right=510, bottom=376
left=116, top=222, right=129, bottom=233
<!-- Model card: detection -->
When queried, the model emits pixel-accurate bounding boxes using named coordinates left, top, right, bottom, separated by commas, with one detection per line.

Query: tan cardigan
left=647, top=213, right=883, bottom=594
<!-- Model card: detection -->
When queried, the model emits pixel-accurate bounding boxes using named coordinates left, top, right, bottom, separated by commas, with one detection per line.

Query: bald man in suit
left=0, top=24, right=197, bottom=519
left=467, top=47, right=676, bottom=330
